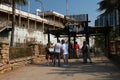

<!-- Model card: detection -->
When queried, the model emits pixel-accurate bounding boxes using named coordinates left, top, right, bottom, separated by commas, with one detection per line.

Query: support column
left=47, top=27, right=50, bottom=43
left=85, top=14, right=89, bottom=44
left=104, top=20, right=110, bottom=58
left=29, top=42, right=40, bottom=63
left=73, top=33, right=76, bottom=47
left=56, top=35, right=59, bottom=41
left=67, top=25, right=71, bottom=59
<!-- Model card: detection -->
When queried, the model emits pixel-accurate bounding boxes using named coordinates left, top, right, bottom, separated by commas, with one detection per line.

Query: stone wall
left=0, top=41, right=9, bottom=64
left=28, top=42, right=46, bottom=64
left=0, top=41, right=46, bottom=73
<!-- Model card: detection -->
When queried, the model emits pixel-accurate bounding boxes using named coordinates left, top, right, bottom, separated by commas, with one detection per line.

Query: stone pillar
left=29, top=42, right=39, bottom=57
left=0, top=41, right=9, bottom=64
left=29, top=42, right=40, bottom=63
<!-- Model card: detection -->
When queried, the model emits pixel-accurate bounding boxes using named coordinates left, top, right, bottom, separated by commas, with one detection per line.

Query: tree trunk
left=10, top=0, right=15, bottom=46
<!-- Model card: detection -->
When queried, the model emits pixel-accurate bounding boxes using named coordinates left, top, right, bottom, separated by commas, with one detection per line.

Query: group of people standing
left=45, top=40, right=92, bottom=67
left=45, top=39, right=69, bottom=67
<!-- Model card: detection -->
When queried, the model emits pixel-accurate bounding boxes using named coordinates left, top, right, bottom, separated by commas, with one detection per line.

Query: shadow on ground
left=32, top=58, right=120, bottom=80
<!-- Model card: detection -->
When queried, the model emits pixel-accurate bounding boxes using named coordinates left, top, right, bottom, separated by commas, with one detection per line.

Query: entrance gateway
left=44, top=15, right=112, bottom=58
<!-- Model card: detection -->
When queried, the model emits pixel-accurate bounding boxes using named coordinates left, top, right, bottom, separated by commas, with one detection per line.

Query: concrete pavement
left=0, top=57, right=120, bottom=80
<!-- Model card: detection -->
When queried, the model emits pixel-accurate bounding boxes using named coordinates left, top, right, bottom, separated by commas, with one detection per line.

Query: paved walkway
left=0, top=57, right=120, bottom=80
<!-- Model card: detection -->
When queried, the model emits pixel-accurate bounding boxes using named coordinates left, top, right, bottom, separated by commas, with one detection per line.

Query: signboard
left=69, top=14, right=88, bottom=21
left=69, top=24, right=84, bottom=33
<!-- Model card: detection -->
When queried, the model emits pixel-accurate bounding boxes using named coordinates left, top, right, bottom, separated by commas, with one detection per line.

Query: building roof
left=39, top=10, right=74, bottom=21
left=0, top=4, right=66, bottom=29
left=0, top=4, right=45, bottom=22
left=43, top=11, right=65, bottom=19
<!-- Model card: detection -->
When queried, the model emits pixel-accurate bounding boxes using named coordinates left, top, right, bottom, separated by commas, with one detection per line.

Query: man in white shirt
left=62, top=39, right=69, bottom=65
left=54, top=39, right=62, bottom=66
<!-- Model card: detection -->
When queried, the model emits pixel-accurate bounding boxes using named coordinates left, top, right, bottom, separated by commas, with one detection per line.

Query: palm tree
left=0, top=0, right=28, bottom=46
left=97, top=0, right=120, bottom=58
left=97, top=0, right=120, bottom=36
left=97, top=0, right=120, bottom=15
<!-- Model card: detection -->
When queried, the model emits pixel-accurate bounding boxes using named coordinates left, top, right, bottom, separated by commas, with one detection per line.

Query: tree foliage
left=97, top=0, right=120, bottom=37
left=97, top=0, right=120, bottom=16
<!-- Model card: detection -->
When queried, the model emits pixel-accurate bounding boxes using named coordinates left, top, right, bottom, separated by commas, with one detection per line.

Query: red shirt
left=75, top=44, right=79, bottom=49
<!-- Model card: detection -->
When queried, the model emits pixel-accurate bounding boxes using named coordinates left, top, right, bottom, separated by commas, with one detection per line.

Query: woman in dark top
left=45, top=43, right=54, bottom=65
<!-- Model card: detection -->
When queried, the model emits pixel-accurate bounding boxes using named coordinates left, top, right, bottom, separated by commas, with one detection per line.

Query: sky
left=21, top=0, right=102, bottom=26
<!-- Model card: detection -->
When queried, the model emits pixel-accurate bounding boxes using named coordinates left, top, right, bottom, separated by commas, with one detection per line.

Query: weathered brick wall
left=0, top=41, right=9, bottom=64
left=29, top=42, right=46, bottom=64
left=0, top=57, right=33, bottom=73
left=0, top=41, right=46, bottom=73
left=0, top=40, right=10, bottom=73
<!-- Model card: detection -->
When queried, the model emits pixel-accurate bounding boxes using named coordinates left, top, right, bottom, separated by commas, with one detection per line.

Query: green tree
left=97, top=0, right=120, bottom=15
left=97, top=0, right=120, bottom=57
left=0, top=0, right=28, bottom=46
left=97, top=0, right=120, bottom=36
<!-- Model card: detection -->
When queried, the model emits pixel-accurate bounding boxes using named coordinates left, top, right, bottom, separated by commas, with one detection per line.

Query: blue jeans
left=53, top=52, right=61, bottom=66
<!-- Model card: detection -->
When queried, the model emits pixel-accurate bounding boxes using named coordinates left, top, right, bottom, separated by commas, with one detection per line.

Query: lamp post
left=66, top=0, right=68, bottom=16
left=36, top=0, right=44, bottom=45
left=28, top=0, right=30, bottom=13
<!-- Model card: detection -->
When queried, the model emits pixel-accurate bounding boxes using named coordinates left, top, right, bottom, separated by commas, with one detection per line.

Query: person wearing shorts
left=62, top=39, right=69, bottom=65
left=54, top=40, right=62, bottom=67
